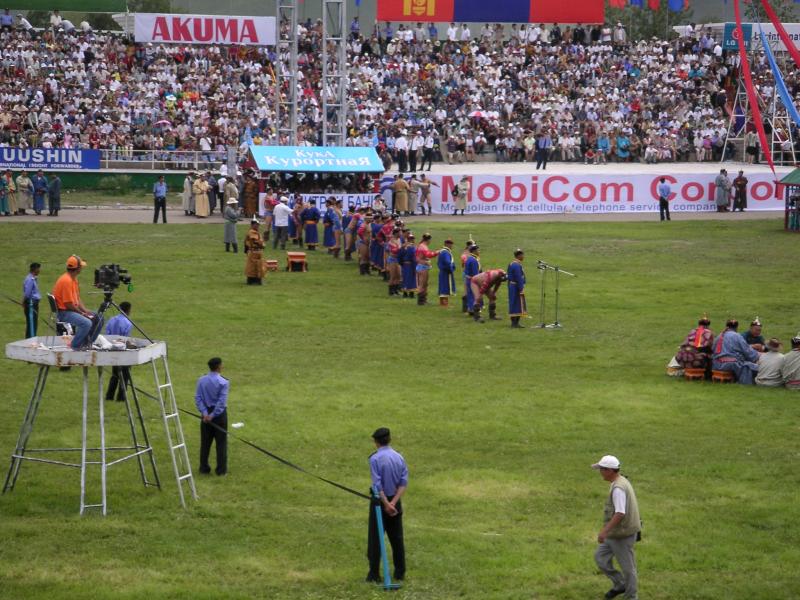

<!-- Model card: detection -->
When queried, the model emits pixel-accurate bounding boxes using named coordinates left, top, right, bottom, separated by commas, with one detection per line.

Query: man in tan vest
left=592, top=455, right=641, bottom=600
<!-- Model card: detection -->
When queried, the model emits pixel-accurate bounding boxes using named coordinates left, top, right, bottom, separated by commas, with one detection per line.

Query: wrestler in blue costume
left=507, top=249, right=527, bottom=328
left=401, top=238, right=417, bottom=296
left=463, top=245, right=482, bottom=314
left=300, top=200, right=320, bottom=250
left=437, top=239, right=456, bottom=306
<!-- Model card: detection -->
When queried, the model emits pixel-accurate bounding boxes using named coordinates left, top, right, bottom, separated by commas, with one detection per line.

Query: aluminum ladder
left=150, top=355, right=197, bottom=508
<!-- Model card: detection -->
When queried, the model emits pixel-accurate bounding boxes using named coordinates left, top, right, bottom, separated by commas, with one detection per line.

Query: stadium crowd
left=0, top=14, right=786, bottom=168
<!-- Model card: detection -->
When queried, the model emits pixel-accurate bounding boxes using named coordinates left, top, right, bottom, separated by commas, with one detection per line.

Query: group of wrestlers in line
left=674, top=316, right=800, bottom=388
left=240, top=194, right=528, bottom=326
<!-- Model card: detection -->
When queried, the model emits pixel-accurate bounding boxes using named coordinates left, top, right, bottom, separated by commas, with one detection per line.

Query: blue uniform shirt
left=657, top=183, right=671, bottom=199
left=153, top=181, right=168, bottom=198
left=194, top=371, right=229, bottom=418
left=106, top=313, right=132, bottom=336
left=369, top=445, right=408, bottom=497
left=23, top=273, right=41, bottom=301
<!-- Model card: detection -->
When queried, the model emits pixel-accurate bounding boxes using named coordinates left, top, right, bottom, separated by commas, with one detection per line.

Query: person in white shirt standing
left=395, top=130, right=409, bottom=173
left=409, top=131, right=424, bottom=172
left=272, top=196, right=294, bottom=250
left=420, top=131, right=436, bottom=171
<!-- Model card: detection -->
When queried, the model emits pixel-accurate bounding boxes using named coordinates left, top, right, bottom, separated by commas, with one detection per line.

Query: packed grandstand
left=0, top=19, right=783, bottom=166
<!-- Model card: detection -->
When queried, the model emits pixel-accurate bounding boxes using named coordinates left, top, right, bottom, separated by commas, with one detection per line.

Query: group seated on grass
left=671, top=316, right=800, bottom=388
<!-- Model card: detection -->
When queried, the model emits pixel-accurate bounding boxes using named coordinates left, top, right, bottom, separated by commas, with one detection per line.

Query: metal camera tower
left=274, top=0, right=348, bottom=147
left=3, top=299, right=196, bottom=514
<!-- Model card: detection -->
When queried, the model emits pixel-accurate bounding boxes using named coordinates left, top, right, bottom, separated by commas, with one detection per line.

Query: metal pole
left=98, top=367, right=107, bottom=515
left=4, top=365, right=48, bottom=493
left=80, top=367, right=89, bottom=515
left=537, top=262, right=547, bottom=328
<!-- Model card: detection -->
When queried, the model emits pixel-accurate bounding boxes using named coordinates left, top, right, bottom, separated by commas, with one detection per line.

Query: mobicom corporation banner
left=0, top=148, right=100, bottom=170
left=379, top=173, right=785, bottom=214
left=377, top=0, right=604, bottom=24
left=134, top=14, right=276, bottom=46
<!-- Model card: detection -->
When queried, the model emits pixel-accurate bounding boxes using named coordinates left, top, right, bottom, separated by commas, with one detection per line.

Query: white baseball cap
left=591, top=455, right=620, bottom=470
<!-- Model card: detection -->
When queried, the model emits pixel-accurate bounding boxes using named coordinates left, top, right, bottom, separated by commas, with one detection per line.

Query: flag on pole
left=668, top=0, right=684, bottom=10
left=630, top=0, right=644, bottom=6
left=610, top=0, right=626, bottom=7
left=648, top=0, right=661, bottom=9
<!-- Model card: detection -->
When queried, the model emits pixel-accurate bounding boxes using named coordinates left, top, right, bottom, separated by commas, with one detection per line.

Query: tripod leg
left=4, top=365, right=49, bottom=493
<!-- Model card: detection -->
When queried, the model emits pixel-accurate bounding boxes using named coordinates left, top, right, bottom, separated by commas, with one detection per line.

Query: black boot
left=511, top=317, right=525, bottom=328
left=409, top=292, right=415, bottom=299
left=345, top=251, right=352, bottom=261
left=225, top=243, right=230, bottom=252
left=489, top=303, right=500, bottom=320
left=382, top=271, right=389, bottom=281
left=233, top=243, right=239, bottom=253
left=461, top=297, right=468, bottom=313
left=417, top=293, right=425, bottom=306
left=473, top=310, right=484, bottom=323
left=388, top=285, right=394, bottom=296
left=403, top=291, right=408, bottom=298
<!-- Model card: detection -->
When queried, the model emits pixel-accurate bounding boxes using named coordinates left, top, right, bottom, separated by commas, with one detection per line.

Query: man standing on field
left=592, top=455, right=641, bottom=600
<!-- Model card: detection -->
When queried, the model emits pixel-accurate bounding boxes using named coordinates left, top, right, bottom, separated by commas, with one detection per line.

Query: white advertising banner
left=379, top=173, right=785, bottom=214
left=134, top=13, right=276, bottom=46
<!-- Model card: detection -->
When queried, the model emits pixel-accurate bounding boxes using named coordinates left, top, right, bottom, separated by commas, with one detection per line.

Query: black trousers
left=23, top=298, right=39, bottom=338
left=535, top=148, right=549, bottom=170
left=397, top=150, right=408, bottom=173
left=420, top=148, right=433, bottom=170
left=48, top=196, right=61, bottom=215
left=153, top=197, right=167, bottom=223
left=105, top=366, right=131, bottom=401
left=367, top=497, right=405, bottom=579
left=408, top=150, right=418, bottom=172
left=200, top=410, right=228, bottom=475
left=659, top=198, right=671, bottom=221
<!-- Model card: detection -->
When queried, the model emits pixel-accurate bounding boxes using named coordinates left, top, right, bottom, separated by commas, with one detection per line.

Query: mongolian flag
left=377, top=0, right=605, bottom=23
left=648, top=0, right=661, bottom=9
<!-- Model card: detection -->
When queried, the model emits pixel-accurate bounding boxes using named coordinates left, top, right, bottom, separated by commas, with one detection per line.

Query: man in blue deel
left=105, top=301, right=133, bottom=402
left=366, top=427, right=408, bottom=584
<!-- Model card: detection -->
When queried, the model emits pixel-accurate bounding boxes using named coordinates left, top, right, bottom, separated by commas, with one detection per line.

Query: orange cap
left=66, top=255, right=87, bottom=269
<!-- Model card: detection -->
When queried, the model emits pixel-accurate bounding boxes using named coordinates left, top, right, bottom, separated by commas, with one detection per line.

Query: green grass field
left=0, top=220, right=798, bottom=599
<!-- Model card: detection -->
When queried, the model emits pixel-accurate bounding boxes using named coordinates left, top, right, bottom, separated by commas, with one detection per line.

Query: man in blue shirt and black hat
left=195, top=357, right=229, bottom=475
left=366, top=427, right=408, bottom=583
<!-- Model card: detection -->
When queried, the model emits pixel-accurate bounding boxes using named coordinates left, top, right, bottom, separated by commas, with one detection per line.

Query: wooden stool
left=684, top=368, right=705, bottom=381
left=286, top=252, right=308, bottom=272
left=711, top=370, right=735, bottom=383
left=265, top=260, right=279, bottom=272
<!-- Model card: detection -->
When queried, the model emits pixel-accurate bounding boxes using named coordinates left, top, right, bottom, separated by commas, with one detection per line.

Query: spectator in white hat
left=591, top=455, right=641, bottom=600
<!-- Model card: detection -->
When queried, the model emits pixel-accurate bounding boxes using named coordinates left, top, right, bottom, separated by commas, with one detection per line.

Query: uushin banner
left=134, top=14, right=277, bottom=46
left=0, top=148, right=100, bottom=171
left=377, top=0, right=604, bottom=24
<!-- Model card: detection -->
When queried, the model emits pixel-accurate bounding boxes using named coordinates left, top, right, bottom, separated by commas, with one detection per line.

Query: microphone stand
left=536, top=260, right=576, bottom=329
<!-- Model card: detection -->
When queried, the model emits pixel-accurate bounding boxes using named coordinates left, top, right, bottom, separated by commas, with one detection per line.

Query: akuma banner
left=381, top=173, right=785, bottom=214
left=134, top=14, right=276, bottom=46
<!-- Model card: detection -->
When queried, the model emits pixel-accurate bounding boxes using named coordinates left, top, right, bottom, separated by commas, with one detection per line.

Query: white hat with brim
left=591, top=455, right=620, bottom=470
left=226, top=198, right=238, bottom=204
